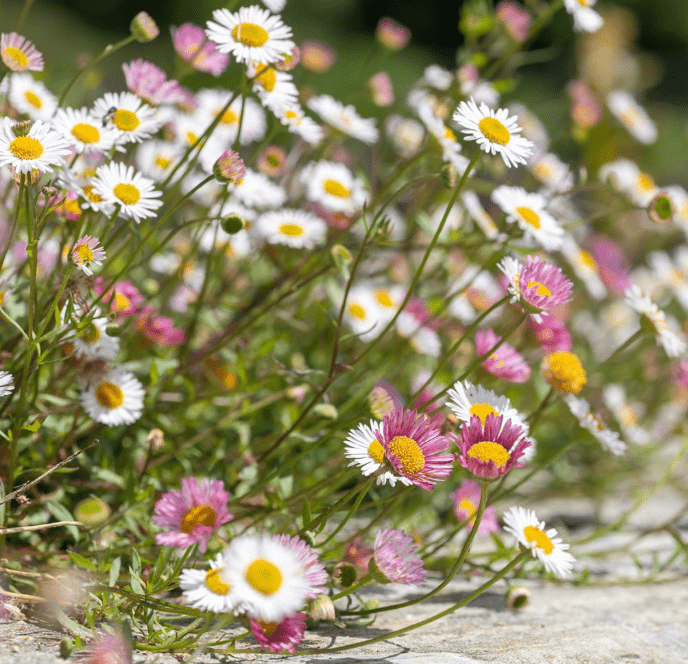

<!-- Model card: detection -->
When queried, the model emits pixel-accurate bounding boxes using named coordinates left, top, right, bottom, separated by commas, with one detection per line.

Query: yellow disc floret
left=478, top=117, right=510, bottom=145
left=9, top=136, right=43, bottom=160
left=466, top=441, right=509, bottom=468
left=523, top=525, right=554, bottom=554
left=388, top=435, right=425, bottom=475
left=95, top=382, right=124, bottom=409
left=469, top=403, right=498, bottom=425
left=205, top=567, right=230, bottom=595
left=516, top=206, right=541, bottom=229
left=323, top=179, right=351, bottom=198
left=232, top=23, right=269, bottom=47
left=181, top=504, right=217, bottom=533
left=543, top=351, right=586, bottom=394
left=245, top=559, right=283, bottom=595
left=367, top=439, right=385, bottom=464
left=71, top=123, right=100, bottom=144
left=112, top=109, right=140, bottom=132
left=113, top=183, right=141, bottom=206
left=278, top=223, right=304, bottom=237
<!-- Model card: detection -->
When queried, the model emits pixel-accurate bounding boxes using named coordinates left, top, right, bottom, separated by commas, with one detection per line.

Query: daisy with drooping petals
left=307, top=94, right=379, bottom=145
left=53, top=107, right=118, bottom=154
left=563, top=0, right=603, bottom=33
left=455, top=414, right=530, bottom=480
left=180, top=553, right=238, bottom=612
left=1, top=33, right=43, bottom=72
left=0, top=371, right=14, bottom=397
left=249, top=61, right=298, bottom=112
left=250, top=613, right=306, bottom=654
left=476, top=328, right=531, bottom=383
left=606, top=90, right=657, bottom=145
left=499, top=255, right=574, bottom=322
left=0, top=118, right=70, bottom=174
left=92, top=162, right=163, bottom=223
left=153, top=477, right=233, bottom=552
left=542, top=351, right=586, bottom=394
left=205, top=5, right=295, bottom=64
left=256, top=209, right=327, bottom=249
left=344, top=419, right=413, bottom=487
left=79, top=368, right=144, bottom=426
left=564, top=394, right=626, bottom=456
left=300, top=161, right=368, bottom=216
left=340, top=286, right=387, bottom=342
left=271, top=534, right=327, bottom=599
left=452, top=98, right=534, bottom=168
left=417, top=104, right=469, bottom=174
left=375, top=409, right=454, bottom=490
left=529, top=152, right=574, bottom=193
left=372, top=528, right=425, bottom=584
left=122, top=59, right=185, bottom=106
left=503, top=506, right=576, bottom=578
left=446, top=380, right=526, bottom=430
left=70, top=235, right=105, bottom=276
left=275, top=104, right=324, bottom=145
left=598, top=158, right=658, bottom=207
left=491, top=185, right=564, bottom=251
left=222, top=534, right=309, bottom=622
left=7, top=73, right=57, bottom=120
left=450, top=479, right=499, bottom=534
left=93, top=91, right=162, bottom=145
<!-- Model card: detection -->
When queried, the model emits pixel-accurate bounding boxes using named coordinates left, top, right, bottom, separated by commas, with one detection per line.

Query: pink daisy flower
left=135, top=308, right=185, bottom=346
left=250, top=613, right=307, bottom=654
left=529, top=315, right=572, bottom=352
left=372, top=528, right=425, bottom=584
left=271, top=533, right=328, bottom=599
left=450, top=479, right=499, bottom=534
left=94, top=278, right=144, bottom=317
left=344, top=536, right=373, bottom=577
left=1, top=33, right=43, bottom=72
left=672, top=355, right=688, bottom=388
left=455, top=413, right=531, bottom=480
left=589, top=235, right=632, bottom=294
left=122, top=59, right=186, bottom=106
left=476, top=328, right=531, bottom=383
left=499, top=255, right=573, bottom=322
left=170, top=23, right=230, bottom=76
left=376, top=409, right=454, bottom=490
left=152, top=478, right=233, bottom=552
left=84, top=628, right=131, bottom=664
left=71, top=235, right=105, bottom=276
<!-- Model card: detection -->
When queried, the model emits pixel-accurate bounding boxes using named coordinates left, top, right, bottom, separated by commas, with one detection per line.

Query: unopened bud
left=307, top=594, right=336, bottom=621
left=147, top=428, right=165, bottom=451
left=11, top=120, right=33, bottom=137
left=213, top=149, right=246, bottom=184
left=105, top=325, right=121, bottom=337
left=375, top=17, right=411, bottom=50
left=359, top=598, right=379, bottom=612
left=440, top=163, right=457, bottom=189
left=41, top=185, right=59, bottom=199
left=332, top=562, right=358, bottom=589
left=60, top=638, right=75, bottom=658
left=313, top=403, right=338, bottom=420
left=506, top=586, right=531, bottom=609
left=130, top=11, right=159, bottom=42
left=368, top=384, right=395, bottom=420
left=648, top=192, right=673, bottom=225
left=221, top=214, right=246, bottom=235
left=74, top=497, right=111, bottom=527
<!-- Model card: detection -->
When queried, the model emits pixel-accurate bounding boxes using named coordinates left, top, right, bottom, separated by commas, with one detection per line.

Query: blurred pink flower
left=170, top=23, right=230, bottom=76
left=476, top=328, right=531, bottom=383
left=122, top=59, right=185, bottom=106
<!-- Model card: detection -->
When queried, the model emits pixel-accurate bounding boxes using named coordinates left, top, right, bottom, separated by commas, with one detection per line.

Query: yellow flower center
left=113, top=292, right=131, bottom=313
left=185, top=131, right=198, bottom=145
left=367, top=439, right=385, bottom=464
left=259, top=621, right=279, bottom=637
left=534, top=163, right=552, bottom=180
left=95, top=381, right=124, bottom=409
left=443, top=127, right=456, bottom=142
left=232, top=22, right=270, bottom=47
left=637, top=173, right=655, bottom=192
left=4, top=46, right=28, bottom=68
left=578, top=250, right=597, bottom=270
left=112, top=109, right=140, bottom=132
left=113, top=183, right=141, bottom=206
left=74, top=244, right=94, bottom=263
left=543, top=351, right=586, bottom=394
left=469, top=403, right=498, bottom=425
left=323, top=178, right=351, bottom=198
left=458, top=497, right=477, bottom=517
left=155, top=155, right=172, bottom=170
left=254, top=63, right=277, bottom=92
left=71, top=123, right=100, bottom=144
left=523, top=525, right=554, bottom=554
left=284, top=109, right=298, bottom=120
left=81, top=322, right=101, bottom=343
left=82, top=185, right=102, bottom=204
left=375, top=290, right=394, bottom=308
left=478, top=117, right=510, bottom=145
left=516, top=206, right=541, bottom=229
left=466, top=440, right=509, bottom=467
left=348, top=302, right=367, bottom=320
left=220, top=108, right=239, bottom=125
left=205, top=567, right=230, bottom=595
left=60, top=198, right=82, bottom=218
left=24, top=91, right=42, bottom=108
left=245, top=559, right=283, bottom=595
left=577, top=0, right=588, bottom=6
left=9, top=136, right=43, bottom=160
left=388, top=435, right=425, bottom=475
left=278, top=223, right=304, bottom=237
left=526, top=280, right=552, bottom=297
left=180, top=504, right=217, bottom=533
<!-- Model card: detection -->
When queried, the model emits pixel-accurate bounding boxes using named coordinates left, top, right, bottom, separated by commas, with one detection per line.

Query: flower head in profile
left=375, top=409, right=454, bottom=490
left=503, top=506, right=576, bottom=578
left=564, top=394, right=626, bottom=456
left=1, top=33, right=43, bottom=72
left=0, top=371, right=14, bottom=397
left=372, top=528, right=425, bottom=584
left=122, top=59, right=185, bottom=106
left=153, top=477, right=233, bottom=552
left=455, top=414, right=530, bottom=480
left=453, top=98, right=534, bottom=168
left=529, top=313, right=572, bottom=352
left=606, top=90, right=657, bottom=145
left=475, top=328, right=531, bottom=383
left=250, top=613, right=307, bottom=654
left=307, top=94, right=379, bottom=145
left=71, top=235, right=105, bottom=276
left=450, top=479, right=499, bottom=534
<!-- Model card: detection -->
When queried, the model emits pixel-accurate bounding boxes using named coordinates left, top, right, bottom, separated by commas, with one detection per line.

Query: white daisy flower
left=385, top=114, right=424, bottom=158
left=80, top=368, right=144, bottom=426
left=274, top=103, right=324, bottom=145
left=648, top=248, right=688, bottom=312
left=341, top=286, right=387, bottom=342
left=503, top=506, right=576, bottom=578
left=491, top=185, right=564, bottom=251
left=602, top=384, right=649, bottom=445
left=563, top=0, right=604, bottom=33
left=135, top=140, right=184, bottom=183
left=599, top=158, right=658, bottom=207
left=564, top=394, right=626, bottom=456
left=0, top=371, right=14, bottom=397
left=0, top=118, right=71, bottom=174
left=606, top=90, right=657, bottom=145
left=418, top=104, right=469, bottom=174
left=70, top=311, right=119, bottom=361
left=368, top=284, right=404, bottom=321
left=222, top=534, right=309, bottom=622
left=70, top=235, right=106, bottom=276
left=396, top=313, right=441, bottom=358
left=560, top=236, right=607, bottom=300
left=300, top=161, right=368, bottom=215
left=249, top=61, right=298, bottom=112
left=256, top=209, right=327, bottom=249
left=196, top=90, right=267, bottom=146
left=529, top=152, right=574, bottom=193
left=452, top=97, right=534, bottom=168
left=446, top=380, right=527, bottom=431
left=53, top=107, right=118, bottom=154
left=7, top=73, right=57, bottom=120
left=307, top=94, right=378, bottom=145
left=206, top=5, right=295, bottom=65
left=625, top=284, right=687, bottom=357
left=422, top=64, right=454, bottom=90
left=180, top=553, right=239, bottom=613
left=93, top=91, right=162, bottom=145
left=344, top=419, right=412, bottom=487
left=92, top=162, right=163, bottom=223
left=228, top=168, right=286, bottom=209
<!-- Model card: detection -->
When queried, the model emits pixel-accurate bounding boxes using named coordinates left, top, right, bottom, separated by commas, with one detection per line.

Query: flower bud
left=11, top=120, right=32, bottom=137
left=332, top=562, right=358, bottom=589
left=307, top=594, right=336, bottom=621
left=648, top=192, right=673, bottom=225
left=130, top=12, right=159, bottom=42
left=213, top=149, right=246, bottom=184
left=440, top=163, right=457, bottom=189
left=313, top=403, right=338, bottom=420
left=506, top=586, right=531, bottom=609
left=74, top=497, right=111, bottom=527
left=220, top=214, right=246, bottom=235
left=375, top=17, right=411, bottom=50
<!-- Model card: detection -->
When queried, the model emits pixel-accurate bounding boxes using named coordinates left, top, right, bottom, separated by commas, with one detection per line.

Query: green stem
left=330, top=573, right=372, bottom=601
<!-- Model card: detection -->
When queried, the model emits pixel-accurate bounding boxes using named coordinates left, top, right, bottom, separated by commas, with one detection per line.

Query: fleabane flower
left=307, top=94, right=379, bottom=145
left=92, top=162, right=163, bottom=223
left=69, top=310, right=119, bottom=361
left=503, top=506, right=576, bottom=578
left=300, top=160, right=368, bottom=215
left=53, top=107, right=118, bottom=154
left=375, top=409, right=454, bottom=490
left=475, top=328, right=531, bottom=383
left=542, top=351, right=586, bottom=394
left=122, top=59, right=185, bottom=106
left=450, top=479, right=499, bottom=534
left=343, top=419, right=412, bottom=487
left=446, top=380, right=526, bottom=431
left=70, top=235, right=105, bottom=276
left=275, top=104, right=324, bottom=145
left=0, top=118, right=71, bottom=174
left=79, top=368, right=144, bottom=426
left=1, top=33, right=43, bottom=72
left=491, top=185, right=564, bottom=251
left=93, top=91, right=162, bottom=145
left=452, top=98, right=534, bottom=168
left=271, top=534, right=327, bottom=599
left=499, top=255, right=574, bottom=322
left=153, top=478, right=233, bottom=552
left=606, top=90, right=657, bottom=145
left=171, top=23, right=230, bottom=76
left=0, top=371, right=14, bottom=397
left=250, top=613, right=306, bottom=654
left=205, top=5, right=295, bottom=64
left=564, top=394, right=626, bottom=456
left=180, top=553, right=238, bottom=612
left=455, top=414, right=530, bottom=480
left=222, top=534, right=310, bottom=622
left=372, top=528, right=425, bottom=584
left=256, top=209, right=327, bottom=249
left=7, top=73, right=57, bottom=120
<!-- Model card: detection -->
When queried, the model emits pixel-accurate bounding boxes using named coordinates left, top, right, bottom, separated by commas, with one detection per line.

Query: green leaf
left=46, top=501, right=79, bottom=543
left=22, top=419, right=41, bottom=433
left=302, top=499, right=312, bottom=529
left=129, top=569, right=145, bottom=595
left=149, top=360, right=158, bottom=386
left=108, top=557, right=121, bottom=587
left=68, top=552, right=98, bottom=573
left=131, top=548, right=142, bottom=576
